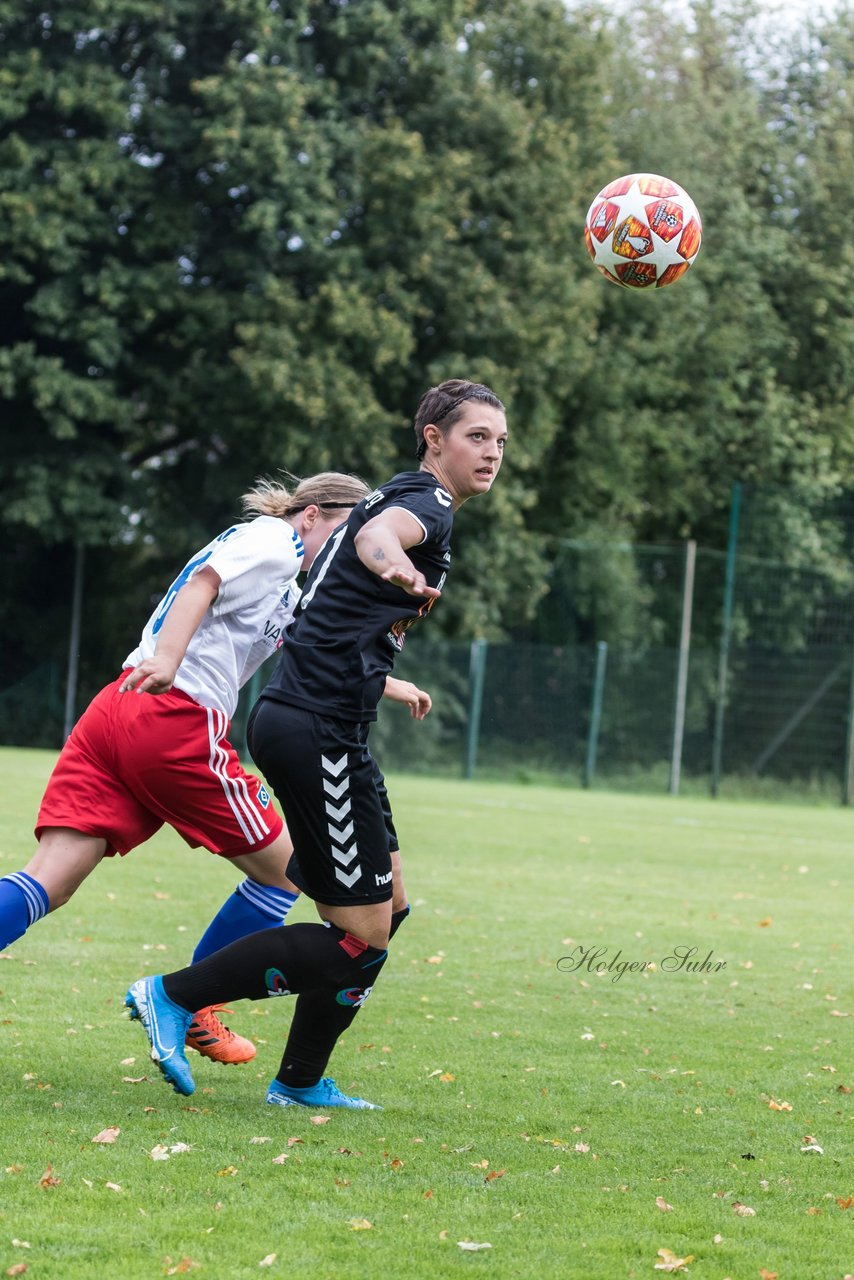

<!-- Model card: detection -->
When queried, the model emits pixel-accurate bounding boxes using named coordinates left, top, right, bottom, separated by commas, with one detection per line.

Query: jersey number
left=299, top=525, right=347, bottom=609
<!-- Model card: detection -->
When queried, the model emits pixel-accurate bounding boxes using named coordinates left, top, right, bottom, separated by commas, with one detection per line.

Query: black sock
left=274, top=904, right=410, bottom=1089
left=161, top=921, right=386, bottom=1013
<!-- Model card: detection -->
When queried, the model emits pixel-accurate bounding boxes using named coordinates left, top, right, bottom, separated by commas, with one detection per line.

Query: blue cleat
left=125, top=976, right=196, bottom=1096
left=266, top=1077, right=382, bottom=1111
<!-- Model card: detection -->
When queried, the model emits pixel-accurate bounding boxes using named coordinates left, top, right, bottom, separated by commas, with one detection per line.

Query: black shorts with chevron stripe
left=246, top=698, right=397, bottom=906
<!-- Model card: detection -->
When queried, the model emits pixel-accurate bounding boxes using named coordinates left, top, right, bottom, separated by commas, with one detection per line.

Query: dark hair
left=414, top=379, right=505, bottom=460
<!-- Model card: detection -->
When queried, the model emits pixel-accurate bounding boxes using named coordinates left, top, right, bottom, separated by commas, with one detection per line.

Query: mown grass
left=0, top=747, right=851, bottom=1279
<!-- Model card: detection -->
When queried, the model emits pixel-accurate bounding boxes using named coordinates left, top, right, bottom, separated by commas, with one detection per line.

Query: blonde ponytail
left=241, top=471, right=370, bottom=520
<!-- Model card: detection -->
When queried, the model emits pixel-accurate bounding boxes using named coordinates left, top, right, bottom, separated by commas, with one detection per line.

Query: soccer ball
left=583, top=173, right=702, bottom=290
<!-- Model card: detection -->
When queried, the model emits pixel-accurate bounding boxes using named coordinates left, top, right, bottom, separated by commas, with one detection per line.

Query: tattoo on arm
left=372, top=548, right=386, bottom=563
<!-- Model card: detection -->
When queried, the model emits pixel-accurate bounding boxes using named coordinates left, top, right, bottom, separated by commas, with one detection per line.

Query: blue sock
left=0, top=873, right=50, bottom=950
left=192, top=878, right=299, bottom=962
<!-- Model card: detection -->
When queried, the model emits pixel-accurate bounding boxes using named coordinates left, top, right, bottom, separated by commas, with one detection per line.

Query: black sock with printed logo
left=160, top=920, right=386, bottom=1012
left=273, top=904, right=411, bottom=1089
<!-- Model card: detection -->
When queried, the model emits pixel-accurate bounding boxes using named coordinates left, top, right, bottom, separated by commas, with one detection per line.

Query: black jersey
left=261, top=471, right=454, bottom=721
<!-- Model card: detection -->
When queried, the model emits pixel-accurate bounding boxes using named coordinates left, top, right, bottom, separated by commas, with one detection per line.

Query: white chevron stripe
left=324, top=799, right=352, bottom=822
left=335, top=865, right=362, bottom=888
left=322, top=777, right=349, bottom=801
left=331, top=843, right=359, bottom=869
left=328, top=820, right=355, bottom=844
left=321, top=753, right=348, bottom=777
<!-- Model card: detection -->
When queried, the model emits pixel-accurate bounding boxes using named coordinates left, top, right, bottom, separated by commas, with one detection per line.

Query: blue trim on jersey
left=152, top=550, right=214, bottom=635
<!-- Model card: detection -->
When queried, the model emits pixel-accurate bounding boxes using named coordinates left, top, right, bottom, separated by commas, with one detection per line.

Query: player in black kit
left=125, top=379, right=508, bottom=1108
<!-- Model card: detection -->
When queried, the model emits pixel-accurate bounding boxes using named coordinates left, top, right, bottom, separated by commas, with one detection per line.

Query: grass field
left=0, top=746, right=851, bottom=1280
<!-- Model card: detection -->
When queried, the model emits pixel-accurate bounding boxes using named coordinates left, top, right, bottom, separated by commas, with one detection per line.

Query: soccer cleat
left=186, top=1005, right=256, bottom=1064
left=266, top=1077, right=382, bottom=1111
left=124, top=976, right=196, bottom=1096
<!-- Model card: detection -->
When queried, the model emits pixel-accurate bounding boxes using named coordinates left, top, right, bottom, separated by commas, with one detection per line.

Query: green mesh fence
left=2, top=488, right=852, bottom=803
left=0, top=662, right=64, bottom=749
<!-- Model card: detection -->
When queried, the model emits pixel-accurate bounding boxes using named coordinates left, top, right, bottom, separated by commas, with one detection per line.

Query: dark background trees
left=1, top=0, right=851, bottom=726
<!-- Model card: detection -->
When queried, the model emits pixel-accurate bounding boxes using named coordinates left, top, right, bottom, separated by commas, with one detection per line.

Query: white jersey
left=124, top=516, right=303, bottom=718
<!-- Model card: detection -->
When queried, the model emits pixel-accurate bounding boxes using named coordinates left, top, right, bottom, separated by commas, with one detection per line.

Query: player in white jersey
left=0, top=471, right=431, bottom=1064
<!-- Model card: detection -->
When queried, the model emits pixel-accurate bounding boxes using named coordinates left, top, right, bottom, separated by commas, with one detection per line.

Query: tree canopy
left=1, top=0, right=851, bottom=701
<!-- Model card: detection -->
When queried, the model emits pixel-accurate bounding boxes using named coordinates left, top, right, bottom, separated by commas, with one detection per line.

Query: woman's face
left=423, top=400, right=508, bottom=506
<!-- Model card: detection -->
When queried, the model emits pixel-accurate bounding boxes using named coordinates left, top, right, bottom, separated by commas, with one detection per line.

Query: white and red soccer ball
left=584, top=173, right=702, bottom=290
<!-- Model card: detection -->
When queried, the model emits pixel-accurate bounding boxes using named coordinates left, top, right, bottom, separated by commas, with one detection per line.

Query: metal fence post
left=238, top=668, right=263, bottom=761
left=464, top=638, right=488, bottom=779
left=63, top=541, right=85, bottom=742
left=844, top=645, right=854, bottom=805
left=669, top=538, right=696, bottom=795
left=711, top=484, right=741, bottom=797
left=583, top=641, right=608, bottom=789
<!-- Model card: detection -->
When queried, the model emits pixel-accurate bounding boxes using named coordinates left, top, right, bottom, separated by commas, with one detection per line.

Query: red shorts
left=36, top=673, right=284, bottom=859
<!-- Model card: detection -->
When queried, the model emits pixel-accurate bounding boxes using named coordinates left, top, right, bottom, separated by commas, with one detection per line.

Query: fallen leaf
left=768, top=1099, right=792, bottom=1111
left=250, top=1137, right=272, bottom=1145
left=758, top=917, right=772, bottom=927
left=271, top=1154, right=289, bottom=1165
left=258, top=1255, right=277, bottom=1268
left=457, top=1242, right=491, bottom=1252
left=9, top=1244, right=29, bottom=1251
left=164, top=1259, right=199, bottom=1275
left=5, top=1166, right=23, bottom=1175
left=389, top=1158, right=404, bottom=1171
left=346, top=1218, right=373, bottom=1231
left=805, top=1206, right=822, bottom=1216
left=122, top=1076, right=148, bottom=1084
left=310, top=1116, right=331, bottom=1125
left=6, top=1265, right=28, bottom=1277
left=731, top=1201, right=756, bottom=1216
left=653, top=1248, right=694, bottom=1273
left=800, top=1142, right=823, bottom=1154
left=149, top=1145, right=171, bottom=1161
left=471, top=1159, right=489, bottom=1169
left=216, top=1166, right=239, bottom=1177
left=286, top=1137, right=304, bottom=1148
left=655, top=1196, right=674, bottom=1212
left=836, top=1196, right=853, bottom=1210
left=169, top=1143, right=191, bottom=1155
left=38, top=1165, right=60, bottom=1188
left=105, top=1182, right=122, bottom=1192
left=439, top=1073, right=455, bottom=1083
left=655, top=1254, right=696, bottom=1274
left=758, top=1271, right=778, bottom=1280
left=423, top=1189, right=434, bottom=1199
left=485, top=1169, right=506, bottom=1182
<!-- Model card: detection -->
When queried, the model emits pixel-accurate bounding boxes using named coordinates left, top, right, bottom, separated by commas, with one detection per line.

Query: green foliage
left=0, top=0, right=852, bottom=693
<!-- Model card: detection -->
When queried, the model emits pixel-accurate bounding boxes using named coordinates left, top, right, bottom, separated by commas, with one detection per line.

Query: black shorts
left=247, top=698, right=397, bottom=906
